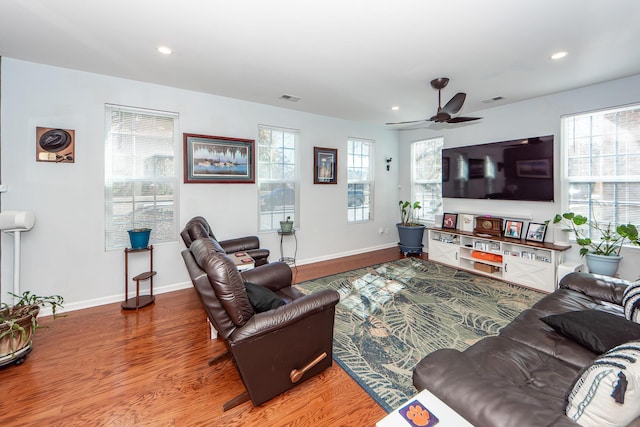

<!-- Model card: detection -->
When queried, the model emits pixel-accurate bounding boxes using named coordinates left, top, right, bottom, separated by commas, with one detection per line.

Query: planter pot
left=128, top=228, right=151, bottom=249
left=585, top=253, right=622, bottom=277
left=397, top=223, right=426, bottom=255
left=280, top=221, right=293, bottom=233
left=552, top=225, right=571, bottom=246
left=0, top=305, right=39, bottom=364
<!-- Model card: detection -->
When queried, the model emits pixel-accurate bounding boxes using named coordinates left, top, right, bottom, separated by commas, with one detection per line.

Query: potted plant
left=0, top=291, right=64, bottom=367
left=397, top=200, right=426, bottom=255
left=553, top=212, right=639, bottom=276
left=280, top=216, right=293, bottom=233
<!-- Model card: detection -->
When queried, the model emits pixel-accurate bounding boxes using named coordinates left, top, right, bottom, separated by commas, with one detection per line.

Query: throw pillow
left=623, top=281, right=640, bottom=323
left=540, top=310, right=640, bottom=354
left=244, top=282, right=285, bottom=313
left=566, top=341, right=640, bottom=427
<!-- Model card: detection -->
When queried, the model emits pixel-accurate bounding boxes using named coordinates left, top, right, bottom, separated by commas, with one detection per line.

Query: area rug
left=296, top=257, right=544, bottom=412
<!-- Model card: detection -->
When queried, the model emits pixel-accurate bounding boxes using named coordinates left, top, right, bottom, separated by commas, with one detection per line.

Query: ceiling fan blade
left=385, top=119, right=429, bottom=125
left=446, top=116, right=482, bottom=123
left=442, top=92, right=466, bottom=115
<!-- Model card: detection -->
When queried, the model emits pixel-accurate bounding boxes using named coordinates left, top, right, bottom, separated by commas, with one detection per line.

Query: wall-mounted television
left=441, top=135, right=554, bottom=202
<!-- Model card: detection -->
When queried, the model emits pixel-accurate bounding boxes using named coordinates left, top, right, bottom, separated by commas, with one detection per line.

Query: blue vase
left=128, top=228, right=151, bottom=249
left=397, top=223, right=426, bottom=255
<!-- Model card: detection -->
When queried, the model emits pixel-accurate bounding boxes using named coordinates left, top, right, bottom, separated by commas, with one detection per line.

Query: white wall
left=398, top=73, right=640, bottom=281
left=0, top=58, right=400, bottom=311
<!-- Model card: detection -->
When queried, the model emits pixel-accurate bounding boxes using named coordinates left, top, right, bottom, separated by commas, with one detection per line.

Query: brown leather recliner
left=180, top=216, right=270, bottom=266
left=181, top=237, right=340, bottom=410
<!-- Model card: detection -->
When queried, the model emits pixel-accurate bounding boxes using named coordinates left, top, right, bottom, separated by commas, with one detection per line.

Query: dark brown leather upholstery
left=181, top=216, right=270, bottom=266
left=182, top=237, right=340, bottom=409
left=412, top=272, right=637, bottom=427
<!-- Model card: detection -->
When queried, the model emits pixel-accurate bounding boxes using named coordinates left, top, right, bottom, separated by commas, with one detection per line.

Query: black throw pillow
left=244, top=282, right=285, bottom=313
left=540, top=309, right=640, bottom=354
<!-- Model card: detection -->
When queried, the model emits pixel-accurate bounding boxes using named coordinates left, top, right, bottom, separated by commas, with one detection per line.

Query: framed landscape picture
left=525, top=222, right=547, bottom=243
left=314, top=147, right=337, bottom=184
left=183, top=133, right=254, bottom=183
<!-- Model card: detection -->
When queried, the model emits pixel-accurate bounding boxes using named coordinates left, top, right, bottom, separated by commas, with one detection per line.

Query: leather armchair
left=181, top=237, right=340, bottom=410
left=180, top=216, right=270, bottom=266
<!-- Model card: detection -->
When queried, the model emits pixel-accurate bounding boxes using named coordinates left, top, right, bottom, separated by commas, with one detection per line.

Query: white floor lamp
left=0, top=211, right=35, bottom=305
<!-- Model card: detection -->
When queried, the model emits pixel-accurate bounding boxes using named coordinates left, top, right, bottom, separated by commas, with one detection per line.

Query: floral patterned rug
left=296, top=257, right=544, bottom=412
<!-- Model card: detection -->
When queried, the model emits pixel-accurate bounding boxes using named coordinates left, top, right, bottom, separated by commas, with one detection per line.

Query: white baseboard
left=38, top=281, right=192, bottom=317
left=39, top=244, right=400, bottom=317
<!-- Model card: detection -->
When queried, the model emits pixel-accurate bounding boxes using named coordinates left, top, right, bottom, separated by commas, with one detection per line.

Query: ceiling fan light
left=157, top=46, right=173, bottom=55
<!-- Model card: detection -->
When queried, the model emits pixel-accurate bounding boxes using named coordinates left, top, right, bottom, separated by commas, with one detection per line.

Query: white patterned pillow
left=623, top=281, right=640, bottom=323
left=566, top=341, right=640, bottom=426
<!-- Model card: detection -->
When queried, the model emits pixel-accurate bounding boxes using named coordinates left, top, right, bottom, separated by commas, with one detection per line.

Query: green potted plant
left=0, top=291, right=64, bottom=367
left=553, top=212, right=639, bottom=276
left=279, top=216, right=293, bottom=233
left=397, top=200, right=426, bottom=255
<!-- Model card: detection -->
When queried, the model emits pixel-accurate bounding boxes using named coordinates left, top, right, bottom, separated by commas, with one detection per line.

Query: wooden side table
left=122, top=245, right=156, bottom=310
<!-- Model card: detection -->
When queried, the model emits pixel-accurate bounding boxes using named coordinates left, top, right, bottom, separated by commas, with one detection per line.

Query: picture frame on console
left=442, top=213, right=458, bottom=229
left=504, top=220, right=524, bottom=239
left=525, top=222, right=547, bottom=243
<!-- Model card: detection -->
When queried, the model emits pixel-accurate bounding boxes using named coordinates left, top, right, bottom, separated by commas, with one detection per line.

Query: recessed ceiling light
left=157, top=46, right=173, bottom=55
left=550, top=51, right=568, bottom=60
left=391, top=106, right=399, bottom=111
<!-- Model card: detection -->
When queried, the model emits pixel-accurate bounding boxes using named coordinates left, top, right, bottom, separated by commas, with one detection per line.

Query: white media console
left=428, top=227, right=571, bottom=293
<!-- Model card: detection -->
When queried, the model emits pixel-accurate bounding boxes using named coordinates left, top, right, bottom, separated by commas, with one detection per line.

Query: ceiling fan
left=386, top=78, right=482, bottom=125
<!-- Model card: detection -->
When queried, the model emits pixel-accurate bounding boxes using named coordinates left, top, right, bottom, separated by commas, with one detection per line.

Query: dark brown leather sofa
left=181, top=235, right=340, bottom=410
left=180, top=216, right=270, bottom=266
left=413, top=272, right=639, bottom=427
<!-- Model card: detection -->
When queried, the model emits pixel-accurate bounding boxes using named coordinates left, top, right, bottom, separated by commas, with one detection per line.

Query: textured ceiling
left=1, top=0, right=639, bottom=125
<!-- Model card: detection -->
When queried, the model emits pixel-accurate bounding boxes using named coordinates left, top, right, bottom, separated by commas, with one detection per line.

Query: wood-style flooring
left=0, top=247, right=424, bottom=426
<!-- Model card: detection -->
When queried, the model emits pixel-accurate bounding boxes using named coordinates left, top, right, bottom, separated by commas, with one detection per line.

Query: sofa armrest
left=241, top=262, right=292, bottom=291
left=559, top=272, right=630, bottom=305
left=218, top=236, right=261, bottom=253
left=230, top=289, right=340, bottom=342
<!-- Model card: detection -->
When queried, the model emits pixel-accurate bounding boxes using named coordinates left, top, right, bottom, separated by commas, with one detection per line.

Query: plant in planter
left=397, top=201, right=426, bottom=255
left=553, top=212, right=639, bottom=276
left=280, top=216, right=293, bottom=233
left=0, top=291, right=64, bottom=366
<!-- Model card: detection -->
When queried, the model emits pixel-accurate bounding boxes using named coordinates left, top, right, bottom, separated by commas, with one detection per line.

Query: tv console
left=427, top=227, right=571, bottom=293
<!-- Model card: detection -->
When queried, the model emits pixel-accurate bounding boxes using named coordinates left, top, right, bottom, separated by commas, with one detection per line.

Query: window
left=257, top=125, right=298, bottom=231
left=347, top=138, right=373, bottom=222
left=412, top=138, right=444, bottom=223
left=104, top=105, right=178, bottom=250
left=562, top=104, right=640, bottom=238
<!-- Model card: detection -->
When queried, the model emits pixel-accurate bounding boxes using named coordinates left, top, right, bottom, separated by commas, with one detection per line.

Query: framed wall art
left=525, top=222, right=547, bottom=243
left=442, top=213, right=458, bottom=229
left=183, top=133, right=254, bottom=183
left=504, top=220, right=524, bottom=239
left=36, top=127, right=75, bottom=163
left=314, top=146, right=337, bottom=184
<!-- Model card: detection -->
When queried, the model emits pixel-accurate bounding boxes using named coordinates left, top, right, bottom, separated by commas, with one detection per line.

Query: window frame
left=347, top=137, right=374, bottom=223
left=104, top=104, right=179, bottom=250
left=256, top=125, right=299, bottom=232
left=561, top=103, right=640, bottom=243
left=411, top=137, right=444, bottom=224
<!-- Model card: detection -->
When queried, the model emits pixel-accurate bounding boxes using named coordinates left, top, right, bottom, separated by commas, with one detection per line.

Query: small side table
left=277, top=228, right=297, bottom=267
left=122, top=245, right=156, bottom=310
left=376, top=388, right=473, bottom=427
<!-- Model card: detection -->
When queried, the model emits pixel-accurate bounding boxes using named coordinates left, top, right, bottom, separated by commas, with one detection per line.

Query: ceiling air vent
left=280, top=94, right=302, bottom=102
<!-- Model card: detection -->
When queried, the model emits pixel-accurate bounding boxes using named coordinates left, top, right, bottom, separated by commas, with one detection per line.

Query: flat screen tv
left=441, top=135, right=554, bottom=202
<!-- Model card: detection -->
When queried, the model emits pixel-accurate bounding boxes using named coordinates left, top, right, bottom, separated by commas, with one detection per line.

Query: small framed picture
left=525, top=222, right=547, bottom=243
left=442, top=213, right=458, bottom=229
left=504, top=220, right=524, bottom=239
left=314, top=147, right=338, bottom=184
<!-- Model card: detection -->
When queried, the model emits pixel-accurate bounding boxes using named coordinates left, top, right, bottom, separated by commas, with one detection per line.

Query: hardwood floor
left=0, top=248, right=423, bottom=426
